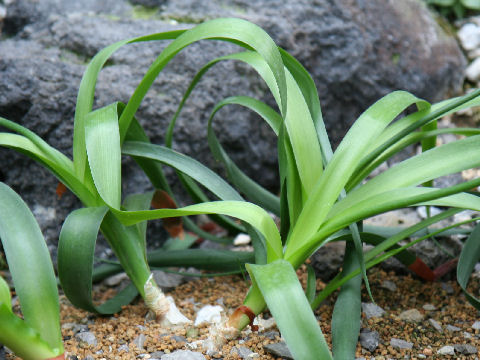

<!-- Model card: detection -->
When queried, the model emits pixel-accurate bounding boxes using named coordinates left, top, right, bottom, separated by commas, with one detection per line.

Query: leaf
left=461, top=0, right=480, bottom=9
left=85, top=103, right=122, bottom=209
left=58, top=206, right=139, bottom=314
left=111, top=200, right=283, bottom=262
left=457, top=222, right=480, bottom=309
left=0, top=276, right=11, bottom=310
left=0, top=182, right=63, bottom=353
left=247, top=260, right=332, bottom=360
left=331, top=242, right=361, bottom=360
left=305, top=265, right=316, bottom=304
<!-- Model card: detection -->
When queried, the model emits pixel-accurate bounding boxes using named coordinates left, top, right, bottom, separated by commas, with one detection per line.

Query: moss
left=391, top=53, right=401, bottom=65
left=131, top=5, right=160, bottom=20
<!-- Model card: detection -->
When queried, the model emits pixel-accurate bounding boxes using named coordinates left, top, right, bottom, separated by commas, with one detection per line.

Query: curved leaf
left=0, top=183, right=63, bottom=353
left=457, top=222, right=480, bottom=309
left=58, top=206, right=138, bottom=314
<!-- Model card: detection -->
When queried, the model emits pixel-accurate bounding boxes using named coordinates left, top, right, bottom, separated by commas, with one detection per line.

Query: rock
left=458, top=22, right=480, bottom=52
left=464, top=331, right=473, bottom=339
left=263, top=342, right=293, bottom=360
left=160, top=350, right=206, bottom=360
left=398, top=309, right=424, bottom=323
left=446, top=324, right=461, bottom=332
left=310, top=241, right=345, bottom=281
left=466, top=57, right=480, bottom=82
left=262, top=330, right=280, bottom=340
left=441, top=283, right=454, bottom=295
left=118, top=344, right=129, bottom=353
left=255, top=316, right=276, bottom=330
left=104, top=272, right=129, bottom=287
left=231, top=346, right=255, bottom=359
left=132, top=334, right=146, bottom=349
left=233, top=233, right=251, bottom=246
left=422, top=304, right=436, bottom=311
left=437, top=345, right=455, bottom=355
left=362, top=302, right=386, bottom=319
left=152, top=271, right=184, bottom=291
left=359, top=329, right=380, bottom=352
left=428, top=318, right=443, bottom=333
left=390, top=338, right=413, bottom=350
left=194, top=305, right=223, bottom=326
left=472, top=320, right=480, bottom=330
left=380, top=280, right=397, bottom=292
left=149, top=351, right=165, bottom=360
left=0, top=0, right=466, bottom=254
left=75, top=331, right=97, bottom=346
left=416, top=206, right=442, bottom=219
left=453, top=344, right=478, bottom=354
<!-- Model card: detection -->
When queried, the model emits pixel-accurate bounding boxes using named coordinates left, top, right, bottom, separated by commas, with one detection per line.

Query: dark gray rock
left=263, top=342, right=293, bottom=360
left=390, top=338, right=413, bottom=350
left=453, top=344, right=478, bottom=355
left=362, top=302, right=386, bottom=319
left=310, top=241, right=345, bottom=281
left=359, top=329, right=380, bottom=352
left=0, top=0, right=465, bottom=256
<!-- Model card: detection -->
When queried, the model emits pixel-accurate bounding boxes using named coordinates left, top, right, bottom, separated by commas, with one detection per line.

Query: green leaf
left=58, top=206, right=139, bottom=314
left=85, top=103, right=122, bottom=209
left=285, top=91, right=427, bottom=261
left=0, top=303, right=59, bottom=360
left=111, top=200, right=283, bottom=262
left=0, top=276, right=11, bottom=310
left=331, top=242, right=361, bottom=360
left=247, top=260, right=332, bottom=360
left=305, top=265, right=316, bottom=304
left=457, top=223, right=480, bottom=309
left=0, top=182, right=63, bottom=353
left=461, top=0, right=480, bottom=9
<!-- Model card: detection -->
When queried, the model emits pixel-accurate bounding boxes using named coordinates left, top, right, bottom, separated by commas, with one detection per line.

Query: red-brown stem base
left=47, top=354, right=65, bottom=360
left=228, top=305, right=258, bottom=331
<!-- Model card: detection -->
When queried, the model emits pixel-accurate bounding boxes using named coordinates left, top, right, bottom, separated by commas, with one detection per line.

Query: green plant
left=3, top=17, right=480, bottom=359
left=0, top=182, right=64, bottom=360
left=427, top=0, right=480, bottom=18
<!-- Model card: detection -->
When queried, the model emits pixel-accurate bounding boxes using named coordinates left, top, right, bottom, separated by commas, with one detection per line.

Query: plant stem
left=228, top=284, right=266, bottom=330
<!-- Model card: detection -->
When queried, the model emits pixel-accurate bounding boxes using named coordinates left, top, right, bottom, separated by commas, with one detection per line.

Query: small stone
left=160, top=350, right=206, bottom=360
left=437, top=345, right=455, bottom=355
left=194, top=305, right=223, bottom=326
left=417, top=206, right=442, bottom=219
left=104, top=272, right=129, bottom=286
left=202, top=339, right=218, bottom=357
left=399, top=309, right=424, bottom=323
left=149, top=351, right=165, bottom=360
left=446, top=324, right=461, bottom=332
left=454, top=344, right=478, bottom=354
left=118, top=344, right=129, bottom=353
left=263, top=342, right=294, bottom=360
left=171, top=335, right=186, bottom=343
left=422, top=304, right=436, bottom=311
left=381, top=280, right=397, bottom=292
left=418, top=355, right=426, bottom=359
left=428, top=319, right=443, bottom=333
left=423, top=348, right=433, bottom=356
left=84, top=356, right=94, bottom=360
left=464, top=331, right=473, bottom=339
left=362, top=302, right=386, bottom=319
left=255, top=316, right=276, bottom=330
left=231, top=346, right=254, bottom=359
left=133, top=334, right=146, bottom=350
left=390, top=338, right=413, bottom=350
left=359, top=329, right=380, bottom=352
left=472, top=320, right=480, bottom=330
left=75, top=331, right=97, bottom=346
left=233, top=233, right=251, bottom=246
left=458, top=22, right=480, bottom=51
left=441, top=283, right=454, bottom=295
left=262, top=330, right=280, bottom=340
left=153, top=271, right=184, bottom=291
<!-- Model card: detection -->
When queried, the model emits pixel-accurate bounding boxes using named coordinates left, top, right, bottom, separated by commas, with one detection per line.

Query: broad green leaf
left=58, top=207, right=139, bottom=314
left=461, top=0, right=480, bottom=9
left=85, top=103, right=122, bottom=209
left=285, top=91, right=427, bottom=260
left=338, top=134, right=480, bottom=214
left=457, top=223, right=480, bottom=309
left=247, top=260, right=332, bottom=360
left=0, top=303, right=59, bottom=360
left=305, top=265, right=316, bottom=304
left=111, top=200, right=283, bottom=262
left=122, top=141, right=242, bottom=201
left=122, top=192, right=155, bottom=252
left=0, top=276, right=11, bottom=310
left=0, top=183, right=63, bottom=352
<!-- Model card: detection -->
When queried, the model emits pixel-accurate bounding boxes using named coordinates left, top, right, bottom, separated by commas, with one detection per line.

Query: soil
left=6, top=266, right=480, bottom=360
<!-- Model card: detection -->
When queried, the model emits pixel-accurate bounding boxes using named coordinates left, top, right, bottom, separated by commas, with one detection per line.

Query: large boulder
left=0, top=0, right=466, bottom=249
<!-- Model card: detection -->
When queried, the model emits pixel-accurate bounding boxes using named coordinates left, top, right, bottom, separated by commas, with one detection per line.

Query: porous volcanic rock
left=0, top=0, right=465, bottom=252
